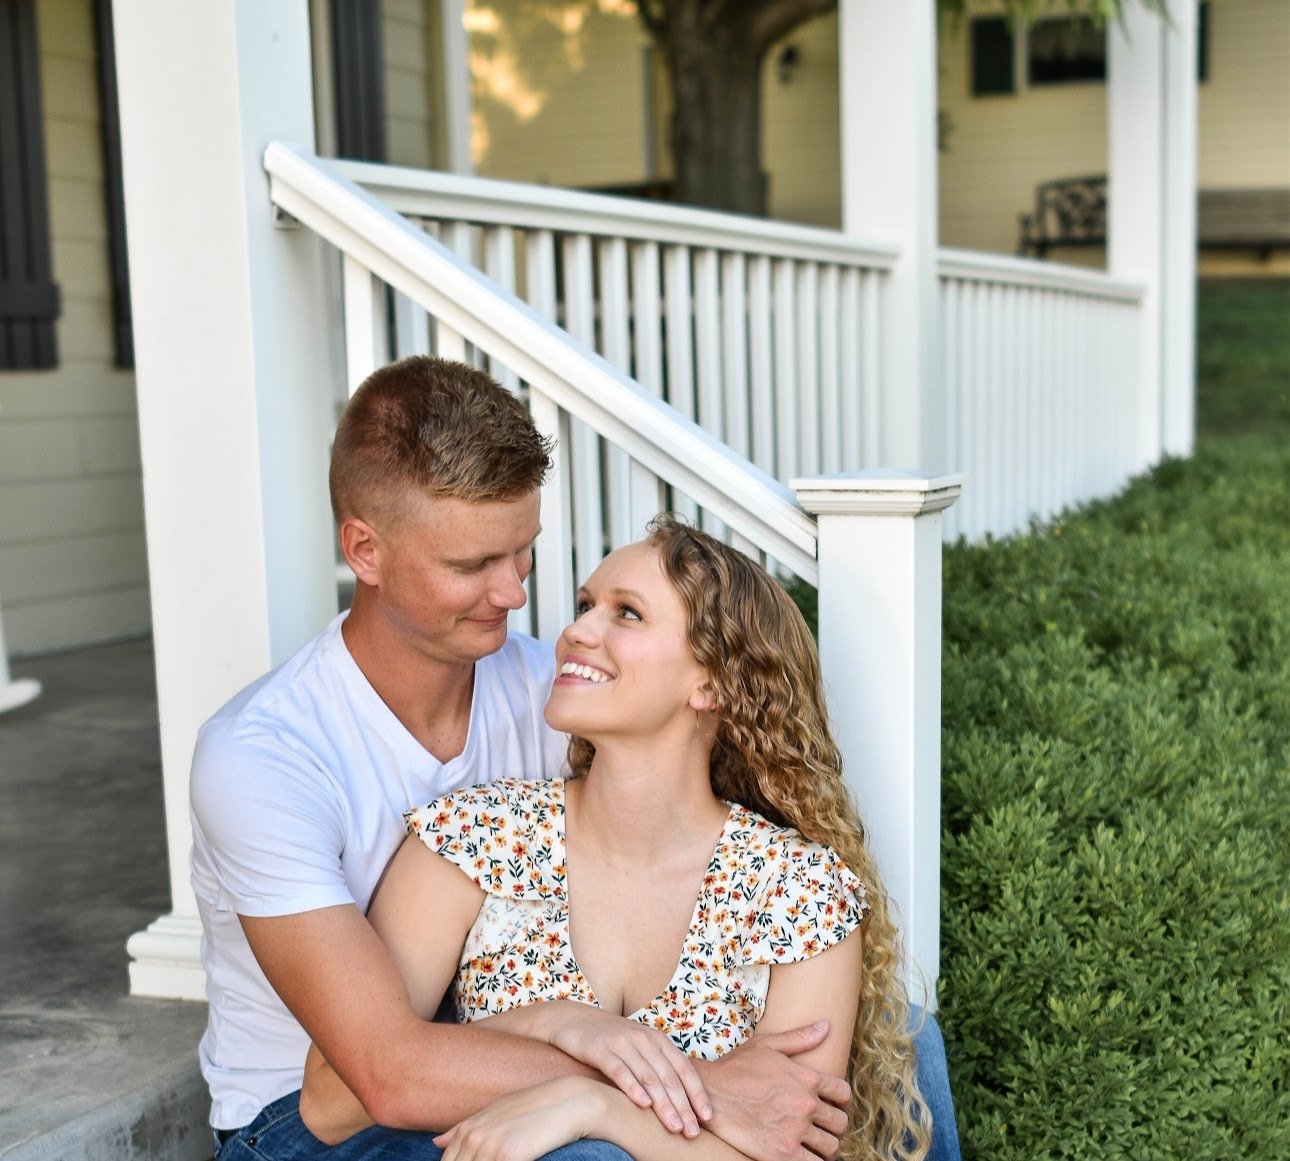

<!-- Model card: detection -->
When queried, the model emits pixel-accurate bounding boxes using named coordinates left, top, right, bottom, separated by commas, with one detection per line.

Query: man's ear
left=690, top=681, right=717, bottom=713
left=339, top=517, right=382, bottom=587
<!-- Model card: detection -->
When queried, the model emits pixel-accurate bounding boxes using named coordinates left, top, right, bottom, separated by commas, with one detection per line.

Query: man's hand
left=699, top=1022, right=851, bottom=1161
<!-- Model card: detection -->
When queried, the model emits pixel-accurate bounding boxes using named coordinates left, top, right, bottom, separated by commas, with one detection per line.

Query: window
left=0, top=0, right=60, bottom=370
left=970, top=17, right=1016, bottom=97
left=1027, top=16, right=1106, bottom=86
left=330, top=0, right=387, bottom=161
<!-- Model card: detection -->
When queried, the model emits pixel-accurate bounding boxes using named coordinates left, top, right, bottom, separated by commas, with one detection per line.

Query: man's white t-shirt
left=189, top=612, right=567, bottom=1130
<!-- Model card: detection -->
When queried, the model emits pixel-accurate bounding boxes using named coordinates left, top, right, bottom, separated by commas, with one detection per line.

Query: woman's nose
left=562, top=609, right=599, bottom=646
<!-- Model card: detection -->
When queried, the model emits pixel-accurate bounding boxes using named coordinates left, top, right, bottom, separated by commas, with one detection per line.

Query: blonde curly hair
left=569, top=515, right=930, bottom=1160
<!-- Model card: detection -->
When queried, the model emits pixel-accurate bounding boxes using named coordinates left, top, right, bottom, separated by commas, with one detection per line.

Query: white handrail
left=938, top=247, right=1145, bottom=302
left=265, top=143, right=818, bottom=582
left=332, top=157, right=899, bottom=270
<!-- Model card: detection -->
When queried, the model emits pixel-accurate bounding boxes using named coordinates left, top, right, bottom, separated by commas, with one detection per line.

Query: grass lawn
left=936, top=280, right=1290, bottom=1158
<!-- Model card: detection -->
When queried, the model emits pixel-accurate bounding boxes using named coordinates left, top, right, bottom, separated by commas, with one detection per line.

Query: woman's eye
left=574, top=599, right=591, bottom=616
left=620, top=605, right=641, bottom=621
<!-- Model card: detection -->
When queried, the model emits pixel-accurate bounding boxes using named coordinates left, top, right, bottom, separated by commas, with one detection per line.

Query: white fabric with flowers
left=403, top=777, right=868, bottom=1060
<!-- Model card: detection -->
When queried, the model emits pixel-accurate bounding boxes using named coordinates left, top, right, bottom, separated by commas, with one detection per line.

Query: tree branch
left=747, top=0, right=836, bottom=55
left=634, top=0, right=666, bottom=40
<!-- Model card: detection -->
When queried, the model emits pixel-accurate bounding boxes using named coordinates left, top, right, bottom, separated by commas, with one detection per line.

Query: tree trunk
left=664, top=21, right=767, bottom=216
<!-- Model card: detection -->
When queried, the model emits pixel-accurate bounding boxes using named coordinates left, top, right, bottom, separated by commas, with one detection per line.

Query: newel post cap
left=791, top=469, right=964, bottom=517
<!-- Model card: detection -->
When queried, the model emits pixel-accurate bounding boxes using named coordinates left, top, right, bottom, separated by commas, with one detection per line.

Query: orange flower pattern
left=404, top=778, right=868, bottom=1060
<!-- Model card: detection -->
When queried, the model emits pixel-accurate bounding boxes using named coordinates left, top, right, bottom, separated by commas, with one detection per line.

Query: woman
left=302, top=515, right=929, bottom=1160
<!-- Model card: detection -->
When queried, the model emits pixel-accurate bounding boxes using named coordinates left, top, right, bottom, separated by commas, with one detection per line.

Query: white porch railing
left=267, top=144, right=820, bottom=643
left=262, top=144, right=956, bottom=997
left=332, top=158, right=896, bottom=523
left=937, top=250, right=1146, bottom=542
left=330, top=159, right=1148, bottom=550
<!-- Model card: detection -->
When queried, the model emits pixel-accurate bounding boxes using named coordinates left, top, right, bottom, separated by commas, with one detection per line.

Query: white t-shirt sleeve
left=190, top=718, right=355, bottom=918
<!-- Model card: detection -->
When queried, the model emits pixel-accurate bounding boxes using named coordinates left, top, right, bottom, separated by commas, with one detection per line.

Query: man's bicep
left=239, top=905, right=420, bottom=1082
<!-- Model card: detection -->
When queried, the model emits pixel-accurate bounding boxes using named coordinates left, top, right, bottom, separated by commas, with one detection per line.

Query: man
left=191, top=356, right=959, bottom=1160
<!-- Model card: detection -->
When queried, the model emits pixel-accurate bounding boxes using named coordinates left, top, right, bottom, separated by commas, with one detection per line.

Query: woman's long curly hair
left=568, top=515, right=930, bottom=1160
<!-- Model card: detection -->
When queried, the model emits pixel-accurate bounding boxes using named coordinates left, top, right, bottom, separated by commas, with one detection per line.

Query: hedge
left=934, top=283, right=1290, bottom=1158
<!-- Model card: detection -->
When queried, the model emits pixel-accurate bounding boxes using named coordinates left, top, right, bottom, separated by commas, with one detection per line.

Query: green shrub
left=935, top=286, right=1290, bottom=1157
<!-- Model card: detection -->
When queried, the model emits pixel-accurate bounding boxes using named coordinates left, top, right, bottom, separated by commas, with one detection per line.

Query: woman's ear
left=340, top=517, right=382, bottom=587
left=689, top=681, right=717, bottom=713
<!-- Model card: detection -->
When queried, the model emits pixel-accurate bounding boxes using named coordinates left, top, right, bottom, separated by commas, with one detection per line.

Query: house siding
left=936, top=0, right=1290, bottom=276
left=0, top=0, right=148, bottom=656
left=384, top=0, right=437, bottom=168
left=467, top=0, right=655, bottom=188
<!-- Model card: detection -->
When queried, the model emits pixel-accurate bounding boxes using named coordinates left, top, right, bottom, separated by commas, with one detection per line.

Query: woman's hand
left=485, top=1000, right=710, bottom=1137
left=433, top=1076, right=609, bottom=1161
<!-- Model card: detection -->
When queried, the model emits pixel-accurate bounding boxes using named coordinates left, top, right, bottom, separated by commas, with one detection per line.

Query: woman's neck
left=568, top=741, right=727, bottom=862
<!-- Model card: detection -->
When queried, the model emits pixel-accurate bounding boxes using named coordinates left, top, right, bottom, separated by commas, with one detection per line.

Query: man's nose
left=492, top=565, right=527, bottom=610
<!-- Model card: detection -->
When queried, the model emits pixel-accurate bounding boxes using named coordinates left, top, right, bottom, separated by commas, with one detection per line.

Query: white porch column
left=793, top=470, right=961, bottom=1005
left=0, top=590, right=40, bottom=714
left=838, top=0, right=942, bottom=470
left=1108, top=1, right=1198, bottom=466
left=115, top=0, right=338, bottom=999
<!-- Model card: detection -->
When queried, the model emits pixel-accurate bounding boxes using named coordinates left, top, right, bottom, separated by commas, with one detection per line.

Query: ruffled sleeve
left=725, top=811, right=869, bottom=966
left=402, top=777, right=567, bottom=901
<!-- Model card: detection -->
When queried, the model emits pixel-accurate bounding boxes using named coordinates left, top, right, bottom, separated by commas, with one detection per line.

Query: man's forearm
left=352, top=1017, right=599, bottom=1131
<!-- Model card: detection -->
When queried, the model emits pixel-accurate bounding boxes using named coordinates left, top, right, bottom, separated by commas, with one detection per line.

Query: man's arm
left=243, top=838, right=598, bottom=1135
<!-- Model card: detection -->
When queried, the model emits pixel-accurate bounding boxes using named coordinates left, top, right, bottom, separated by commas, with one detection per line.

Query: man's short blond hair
left=329, top=356, right=553, bottom=526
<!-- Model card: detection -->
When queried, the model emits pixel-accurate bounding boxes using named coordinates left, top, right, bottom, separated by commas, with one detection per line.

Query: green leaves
left=936, top=283, right=1290, bottom=1158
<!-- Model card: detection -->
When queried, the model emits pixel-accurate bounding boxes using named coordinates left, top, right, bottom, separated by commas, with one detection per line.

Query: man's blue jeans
left=214, top=1012, right=960, bottom=1160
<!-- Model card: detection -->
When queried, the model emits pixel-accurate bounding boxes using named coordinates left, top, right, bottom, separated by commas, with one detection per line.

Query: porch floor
left=0, top=637, right=210, bottom=1161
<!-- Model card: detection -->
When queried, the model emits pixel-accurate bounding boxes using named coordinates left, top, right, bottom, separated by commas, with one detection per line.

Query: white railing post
left=115, top=1, right=337, bottom=999
left=1109, top=2, right=1198, bottom=466
left=793, top=470, right=962, bottom=1004
left=0, top=591, right=40, bottom=714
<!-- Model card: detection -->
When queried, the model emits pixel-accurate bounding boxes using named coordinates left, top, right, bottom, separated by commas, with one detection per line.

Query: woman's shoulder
left=404, top=776, right=562, bottom=834
left=718, top=802, right=870, bottom=964
left=402, top=778, right=566, bottom=900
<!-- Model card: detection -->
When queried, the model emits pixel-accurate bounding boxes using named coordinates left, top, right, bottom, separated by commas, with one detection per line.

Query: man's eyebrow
left=444, top=532, right=541, bottom=570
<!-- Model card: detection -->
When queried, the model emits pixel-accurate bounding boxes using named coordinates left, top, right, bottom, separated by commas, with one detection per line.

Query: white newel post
left=115, top=1, right=337, bottom=999
left=838, top=0, right=942, bottom=470
left=793, top=471, right=962, bottom=1005
left=1108, top=2, right=1198, bottom=467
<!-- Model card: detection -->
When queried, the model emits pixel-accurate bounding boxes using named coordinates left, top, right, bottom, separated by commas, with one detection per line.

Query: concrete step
left=0, top=999, right=210, bottom=1161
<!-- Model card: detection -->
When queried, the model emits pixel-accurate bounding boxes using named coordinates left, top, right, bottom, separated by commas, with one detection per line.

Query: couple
left=191, top=357, right=959, bottom=1160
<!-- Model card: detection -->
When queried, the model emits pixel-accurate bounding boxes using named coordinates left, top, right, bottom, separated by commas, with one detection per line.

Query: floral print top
left=403, top=777, right=869, bottom=1060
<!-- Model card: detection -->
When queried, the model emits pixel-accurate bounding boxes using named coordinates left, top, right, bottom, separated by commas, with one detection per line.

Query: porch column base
left=793, top=469, right=962, bottom=1007
left=127, top=913, right=207, bottom=1002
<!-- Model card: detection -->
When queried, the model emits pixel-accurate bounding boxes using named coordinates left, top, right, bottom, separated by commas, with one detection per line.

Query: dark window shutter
left=1198, top=2, right=1210, bottom=83
left=971, top=17, right=1015, bottom=97
left=0, top=0, right=60, bottom=370
left=331, top=0, right=387, bottom=161
left=94, top=0, right=131, bottom=369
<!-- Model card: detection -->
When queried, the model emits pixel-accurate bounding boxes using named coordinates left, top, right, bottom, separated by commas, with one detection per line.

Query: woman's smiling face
left=544, top=541, right=712, bottom=742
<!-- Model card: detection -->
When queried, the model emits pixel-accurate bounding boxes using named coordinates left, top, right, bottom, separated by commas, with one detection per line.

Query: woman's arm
left=298, top=835, right=486, bottom=1143
left=435, top=1077, right=751, bottom=1161
left=756, top=927, right=864, bottom=1080
left=435, top=929, right=866, bottom=1161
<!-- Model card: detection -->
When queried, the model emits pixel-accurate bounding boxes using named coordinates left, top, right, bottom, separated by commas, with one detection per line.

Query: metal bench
left=1018, top=176, right=1290, bottom=260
